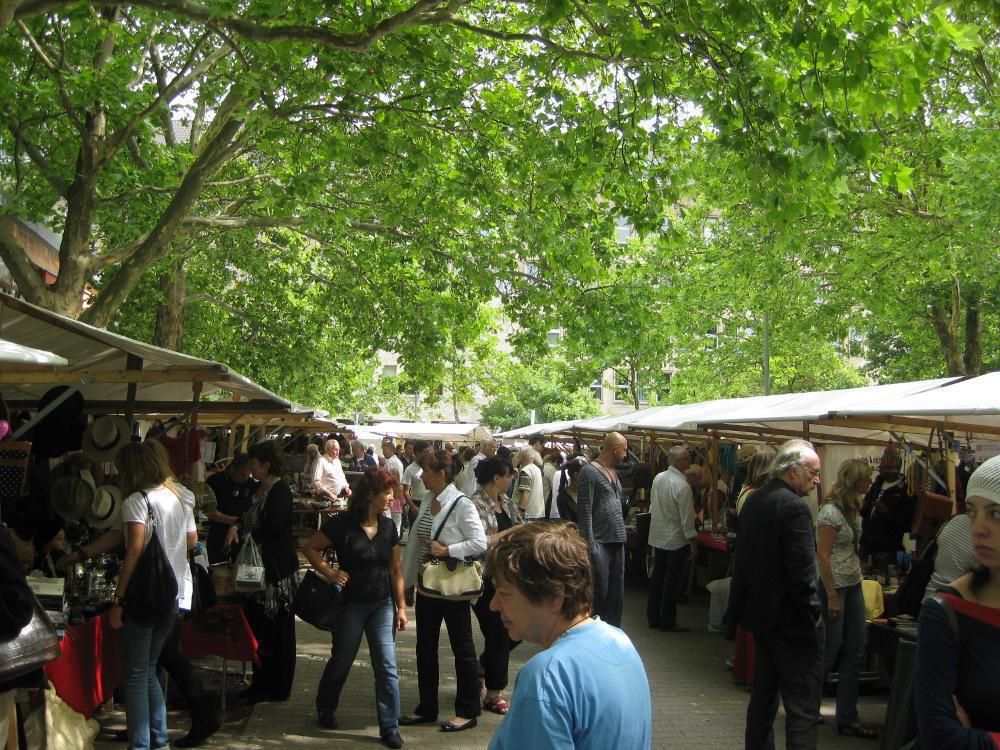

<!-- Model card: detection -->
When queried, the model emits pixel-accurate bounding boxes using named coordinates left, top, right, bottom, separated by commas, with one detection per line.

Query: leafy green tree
left=479, top=357, right=600, bottom=433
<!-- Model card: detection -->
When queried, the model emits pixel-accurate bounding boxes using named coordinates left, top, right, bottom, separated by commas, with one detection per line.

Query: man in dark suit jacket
left=729, top=439, right=824, bottom=750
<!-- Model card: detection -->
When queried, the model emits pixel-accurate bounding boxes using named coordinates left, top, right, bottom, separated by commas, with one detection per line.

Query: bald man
left=576, top=432, right=629, bottom=627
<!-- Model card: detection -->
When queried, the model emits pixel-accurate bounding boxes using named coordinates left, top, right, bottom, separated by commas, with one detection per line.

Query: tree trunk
left=153, top=259, right=186, bottom=351
left=927, top=281, right=966, bottom=376
left=963, top=293, right=982, bottom=376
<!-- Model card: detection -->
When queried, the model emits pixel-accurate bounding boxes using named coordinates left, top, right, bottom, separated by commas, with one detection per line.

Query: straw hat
left=87, top=484, right=122, bottom=529
left=51, top=469, right=97, bottom=520
left=82, top=416, right=131, bottom=464
left=736, top=445, right=756, bottom=463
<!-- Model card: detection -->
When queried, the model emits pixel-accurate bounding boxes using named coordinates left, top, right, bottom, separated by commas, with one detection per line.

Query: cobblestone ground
left=94, top=582, right=888, bottom=749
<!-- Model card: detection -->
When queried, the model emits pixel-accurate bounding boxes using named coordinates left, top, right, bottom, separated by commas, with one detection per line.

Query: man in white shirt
left=314, top=439, right=351, bottom=501
left=461, top=438, right=496, bottom=497
left=401, top=440, right=433, bottom=518
left=647, top=445, right=698, bottom=632
left=515, top=448, right=546, bottom=520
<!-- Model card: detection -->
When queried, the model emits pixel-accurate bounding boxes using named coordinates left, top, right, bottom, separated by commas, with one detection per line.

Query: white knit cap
left=966, top=455, right=1000, bottom=505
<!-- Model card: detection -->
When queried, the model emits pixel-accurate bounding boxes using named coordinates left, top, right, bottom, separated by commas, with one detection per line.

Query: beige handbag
left=417, top=496, right=484, bottom=601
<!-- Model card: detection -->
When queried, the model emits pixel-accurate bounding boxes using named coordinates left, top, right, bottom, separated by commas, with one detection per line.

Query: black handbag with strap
left=124, top=491, right=179, bottom=625
left=293, top=570, right=345, bottom=632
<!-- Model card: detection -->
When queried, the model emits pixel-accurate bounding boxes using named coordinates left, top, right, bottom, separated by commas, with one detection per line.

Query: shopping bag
left=234, top=536, right=266, bottom=592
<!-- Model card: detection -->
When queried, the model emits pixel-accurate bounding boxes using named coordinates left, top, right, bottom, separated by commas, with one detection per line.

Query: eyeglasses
left=797, top=463, right=821, bottom=478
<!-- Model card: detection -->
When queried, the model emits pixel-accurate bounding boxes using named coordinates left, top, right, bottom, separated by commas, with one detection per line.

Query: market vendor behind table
left=205, top=454, right=258, bottom=564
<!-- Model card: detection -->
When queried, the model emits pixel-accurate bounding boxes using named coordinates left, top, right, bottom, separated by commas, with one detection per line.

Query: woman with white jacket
left=400, top=450, right=487, bottom=733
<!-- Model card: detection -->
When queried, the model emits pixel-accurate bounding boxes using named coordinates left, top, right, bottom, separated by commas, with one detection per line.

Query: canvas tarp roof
left=369, top=421, right=492, bottom=443
left=837, top=372, right=1000, bottom=418
left=0, top=292, right=289, bottom=410
left=496, top=419, right=584, bottom=439
left=551, top=378, right=996, bottom=446
left=0, top=337, right=68, bottom=368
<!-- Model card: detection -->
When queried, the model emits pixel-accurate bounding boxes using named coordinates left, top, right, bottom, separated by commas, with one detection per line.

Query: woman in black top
left=226, top=440, right=300, bottom=704
left=303, top=467, right=407, bottom=750
left=468, top=456, right=522, bottom=715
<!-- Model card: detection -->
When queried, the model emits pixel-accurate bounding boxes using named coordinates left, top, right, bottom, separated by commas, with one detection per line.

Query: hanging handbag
left=417, top=496, right=484, bottom=602
left=234, top=535, right=266, bottom=592
left=0, top=595, right=61, bottom=682
left=124, top=491, right=179, bottom=625
left=189, top=552, right=217, bottom=615
left=292, top=570, right=345, bottom=632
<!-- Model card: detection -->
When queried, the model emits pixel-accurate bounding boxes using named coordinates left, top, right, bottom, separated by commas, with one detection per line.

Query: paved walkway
left=95, top=582, right=888, bottom=749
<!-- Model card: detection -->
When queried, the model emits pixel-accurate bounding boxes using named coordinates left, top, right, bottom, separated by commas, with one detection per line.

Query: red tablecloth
left=181, top=604, right=259, bottom=664
left=45, top=614, right=123, bottom=718
left=697, top=531, right=728, bottom=552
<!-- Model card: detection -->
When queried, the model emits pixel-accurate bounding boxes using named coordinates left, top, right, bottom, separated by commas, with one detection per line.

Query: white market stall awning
left=837, top=372, right=1000, bottom=418
left=0, top=337, right=68, bottom=368
left=369, top=421, right=492, bottom=443
left=0, top=292, right=290, bottom=412
left=496, top=419, right=585, bottom=439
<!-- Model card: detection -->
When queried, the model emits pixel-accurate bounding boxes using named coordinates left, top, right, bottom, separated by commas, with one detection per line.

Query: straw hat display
left=82, top=416, right=131, bottom=464
left=87, top=484, right=122, bottom=529
left=51, top=469, right=97, bottom=520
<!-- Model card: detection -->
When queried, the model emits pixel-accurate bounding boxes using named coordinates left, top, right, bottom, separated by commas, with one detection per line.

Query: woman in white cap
left=915, top=454, right=1000, bottom=749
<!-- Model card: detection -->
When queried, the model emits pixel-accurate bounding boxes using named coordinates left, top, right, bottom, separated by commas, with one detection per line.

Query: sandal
left=483, top=695, right=510, bottom=715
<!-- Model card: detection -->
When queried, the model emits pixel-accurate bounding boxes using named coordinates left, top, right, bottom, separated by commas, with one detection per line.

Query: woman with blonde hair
left=109, top=440, right=198, bottom=750
left=817, top=457, right=877, bottom=739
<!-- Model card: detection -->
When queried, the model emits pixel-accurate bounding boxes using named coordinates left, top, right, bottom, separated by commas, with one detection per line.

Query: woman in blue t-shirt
left=303, top=467, right=407, bottom=750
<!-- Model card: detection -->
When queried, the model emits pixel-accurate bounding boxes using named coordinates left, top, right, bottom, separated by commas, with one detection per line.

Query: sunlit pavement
left=94, top=582, right=887, bottom=749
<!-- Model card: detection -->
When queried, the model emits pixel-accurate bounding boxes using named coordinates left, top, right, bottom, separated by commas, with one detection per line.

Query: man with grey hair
left=647, top=445, right=698, bottom=631
left=314, top=438, right=351, bottom=502
left=514, top=447, right=545, bottom=520
left=577, top=432, right=629, bottom=627
left=729, top=439, right=824, bottom=750
left=461, top=438, right=496, bottom=497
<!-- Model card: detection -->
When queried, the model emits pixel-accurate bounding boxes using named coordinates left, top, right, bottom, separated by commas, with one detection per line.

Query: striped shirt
left=576, top=462, right=626, bottom=544
left=416, top=509, right=435, bottom=566
left=924, top=513, right=979, bottom=601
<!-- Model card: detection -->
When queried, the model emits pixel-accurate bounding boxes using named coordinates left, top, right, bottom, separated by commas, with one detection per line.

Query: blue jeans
left=120, top=611, right=177, bottom=750
left=819, top=582, right=865, bottom=726
left=316, top=597, right=399, bottom=734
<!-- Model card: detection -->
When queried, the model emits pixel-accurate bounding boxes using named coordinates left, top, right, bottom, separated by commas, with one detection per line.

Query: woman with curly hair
left=303, top=467, right=407, bottom=748
left=817, top=457, right=877, bottom=739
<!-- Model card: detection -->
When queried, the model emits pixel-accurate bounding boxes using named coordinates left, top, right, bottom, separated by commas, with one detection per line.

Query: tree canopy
left=0, top=0, right=995, bottom=414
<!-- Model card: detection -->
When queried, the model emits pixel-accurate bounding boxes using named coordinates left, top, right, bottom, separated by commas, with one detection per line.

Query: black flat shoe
left=381, top=729, right=405, bottom=748
left=837, top=723, right=878, bottom=739
left=174, top=717, right=221, bottom=748
left=399, top=714, right=437, bottom=726
left=440, top=718, right=477, bottom=732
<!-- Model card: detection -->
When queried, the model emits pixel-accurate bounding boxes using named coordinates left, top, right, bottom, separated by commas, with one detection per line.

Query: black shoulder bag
left=124, top=491, right=179, bottom=625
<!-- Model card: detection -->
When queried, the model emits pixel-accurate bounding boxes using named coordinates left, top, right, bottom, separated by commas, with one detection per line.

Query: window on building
left=589, top=378, right=603, bottom=401
left=547, top=329, right=563, bottom=346
left=382, top=364, right=398, bottom=378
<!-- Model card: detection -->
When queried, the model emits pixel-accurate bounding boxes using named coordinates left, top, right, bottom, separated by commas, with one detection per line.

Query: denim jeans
left=316, top=597, right=400, bottom=734
left=819, top=582, right=866, bottom=726
left=120, top=610, right=177, bottom=750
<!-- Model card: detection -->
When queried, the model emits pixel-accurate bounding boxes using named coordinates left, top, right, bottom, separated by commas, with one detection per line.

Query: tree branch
left=5, top=116, right=70, bottom=193
left=440, top=17, right=613, bottom=62
left=182, top=215, right=306, bottom=229
left=15, top=19, right=84, bottom=132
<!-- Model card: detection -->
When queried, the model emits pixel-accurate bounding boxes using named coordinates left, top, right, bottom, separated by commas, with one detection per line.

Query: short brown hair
left=486, top=521, right=592, bottom=620
left=248, top=439, right=284, bottom=476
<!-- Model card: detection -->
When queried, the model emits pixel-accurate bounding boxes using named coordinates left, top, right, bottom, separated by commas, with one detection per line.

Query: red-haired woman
left=303, top=467, right=408, bottom=749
